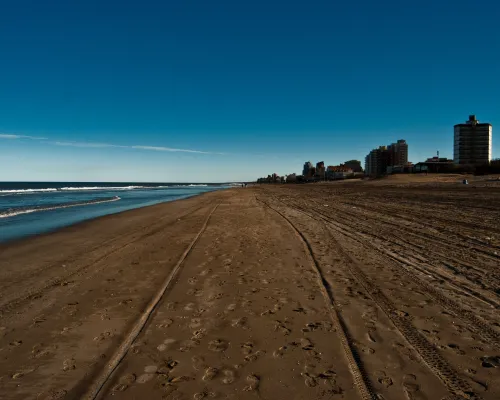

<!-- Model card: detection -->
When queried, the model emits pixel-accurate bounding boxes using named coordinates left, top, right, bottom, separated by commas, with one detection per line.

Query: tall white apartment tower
left=454, top=115, right=492, bottom=165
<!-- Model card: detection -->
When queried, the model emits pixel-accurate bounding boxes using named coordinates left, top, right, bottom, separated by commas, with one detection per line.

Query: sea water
left=0, top=182, right=231, bottom=242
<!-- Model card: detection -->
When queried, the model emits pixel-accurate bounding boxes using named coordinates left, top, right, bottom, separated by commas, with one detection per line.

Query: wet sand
left=0, top=180, right=499, bottom=400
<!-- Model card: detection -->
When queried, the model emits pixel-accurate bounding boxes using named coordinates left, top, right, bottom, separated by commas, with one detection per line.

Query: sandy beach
left=1, top=177, right=499, bottom=400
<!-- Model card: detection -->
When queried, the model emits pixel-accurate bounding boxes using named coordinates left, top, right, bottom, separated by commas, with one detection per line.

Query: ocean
left=0, top=182, right=231, bottom=242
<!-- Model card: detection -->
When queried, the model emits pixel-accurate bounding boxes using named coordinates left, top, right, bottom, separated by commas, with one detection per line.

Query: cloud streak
left=0, top=134, right=222, bottom=155
left=0, top=134, right=47, bottom=140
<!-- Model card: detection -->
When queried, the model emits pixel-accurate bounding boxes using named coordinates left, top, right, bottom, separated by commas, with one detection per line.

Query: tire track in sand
left=0, top=203, right=209, bottom=317
left=271, top=197, right=482, bottom=400
left=257, top=197, right=376, bottom=400
left=83, top=203, right=220, bottom=400
left=282, top=197, right=500, bottom=349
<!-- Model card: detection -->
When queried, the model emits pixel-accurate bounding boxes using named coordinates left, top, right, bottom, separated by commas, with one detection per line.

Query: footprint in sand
left=180, top=339, right=199, bottom=352
left=245, top=350, right=266, bottom=363
left=157, top=338, right=176, bottom=352
left=11, top=367, right=36, bottom=379
left=137, top=373, right=155, bottom=384
left=203, top=367, right=218, bottom=381
left=157, top=319, right=174, bottom=329
left=274, top=321, right=291, bottom=336
left=208, top=339, right=229, bottom=352
left=395, top=310, right=410, bottom=318
left=231, top=317, right=248, bottom=329
left=93, top=331, right=113, bottom=342
left=188, top=277, right=198, bottom=285
left=303, top=373, right=318, bottom=387
left=144, top=365, right=158, bottom=373
left=192, top=329, right=207, bottom=340
left=112, top=373, right=136, bottom=392
left=356, top=342, right=375, bottom=354
left=241, top=342, right=254, bottom=355
left=447, top=343, right=466, bottom=355
left=402, top=374, right=427, bottom=400
left=273, top=346, right=288, bottom=358
left=243, top=374, right=260, bottom=391
left=189, top=318, right=202, bottom=329
left=481, top=356, right=500, bottom=368
left=62, top=358, right=76, bottom=371
left=241, top=299, right=252, bottom=308
left=302, top=322, right=323, bottom=333
left=300, top=338, right=314, bottom=351
left=377, top=371, right=394, bottom=388
left=192, top=356, right=206, bottom=371
left=226, top=303, right=237, bottom=312
left=200, top=269, right=212, bottom=276
left=211, top=293, right=224, bottom=300
left=32, top=343, right=57, bottom=358
left=222, top=369, right=236, bottom=384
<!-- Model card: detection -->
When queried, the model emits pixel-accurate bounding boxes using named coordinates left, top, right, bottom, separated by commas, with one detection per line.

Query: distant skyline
left=1, top=0, right=498, bottom=182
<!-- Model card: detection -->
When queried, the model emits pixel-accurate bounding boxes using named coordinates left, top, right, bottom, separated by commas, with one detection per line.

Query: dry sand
left=0, top=179, right=499, bottom=400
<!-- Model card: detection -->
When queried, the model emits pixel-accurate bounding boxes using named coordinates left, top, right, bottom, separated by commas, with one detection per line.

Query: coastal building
left=365, top=146, right=388, bottom=176
left=344, top=160, right=363, bottom=172
left=303, top=162, right=314, bottom=177
left=315, top=161, right=326, bottom=180
left=365, top=139, right=409, bottom=175
left=387, top=140, right=408, bottom=167
left=326, top=165, right=354, bottom=180
left=454, top=115, right=492, bottom=165
left=413, top=157, right=454, bottom=173
left=286, top=173, right=297, bottom=183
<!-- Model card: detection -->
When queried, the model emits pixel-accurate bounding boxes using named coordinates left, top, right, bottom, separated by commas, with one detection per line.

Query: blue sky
left=0, top=0, right=498, bottom=182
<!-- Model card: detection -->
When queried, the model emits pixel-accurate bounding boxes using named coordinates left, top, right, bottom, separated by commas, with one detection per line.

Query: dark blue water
left=0, top=182, right=232, bottom=242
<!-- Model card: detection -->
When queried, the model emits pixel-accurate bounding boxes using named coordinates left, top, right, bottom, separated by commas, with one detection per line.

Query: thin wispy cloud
left=0, top=134, right=47, bottom=140
left=131, top=145, right=215, bottom=154
left=0, top=135, right=222, bottom=155
left=53, top=141, right=117, bottom=148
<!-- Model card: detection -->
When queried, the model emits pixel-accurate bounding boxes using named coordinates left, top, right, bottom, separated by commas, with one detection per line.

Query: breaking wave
left=0, top=184, right=213, bottom=195
left=0, top=188, right=59, bottom=195
left=59, top=186, right=144, bottom=191
left=0, top=196, right=121, bottom=219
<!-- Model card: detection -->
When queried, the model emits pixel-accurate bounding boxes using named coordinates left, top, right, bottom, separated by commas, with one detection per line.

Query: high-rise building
left=365, top=146, right=389, bottom=176
left=454, top=115, right=492, bottom=165
left=387, top=140, right=408, bottom=167
left=302, top=161, right=313, bottom=177
left=315, top=161, right=326, bottom=180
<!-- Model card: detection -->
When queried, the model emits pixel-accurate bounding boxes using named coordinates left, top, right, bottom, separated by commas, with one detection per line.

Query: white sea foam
left=0, top=188, right=58, bottom=194
left=0, top=184, right=213, bottom=195
left=0, top=196, right=121, bottom=219
left=59, top=186, right=145, bottom=191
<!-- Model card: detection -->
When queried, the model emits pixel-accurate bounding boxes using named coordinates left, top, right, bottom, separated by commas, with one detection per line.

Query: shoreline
left=0, top=187, right=229, bottom=247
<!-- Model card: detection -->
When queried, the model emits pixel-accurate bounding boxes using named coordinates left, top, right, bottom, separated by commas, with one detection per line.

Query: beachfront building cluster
left=365, top=140, right=409, bottom=177
left=256, top=115, right=494, bottom=182
left=364, top=115, right=494, bottom=176
left=257, top=159, right=363, bottom=183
